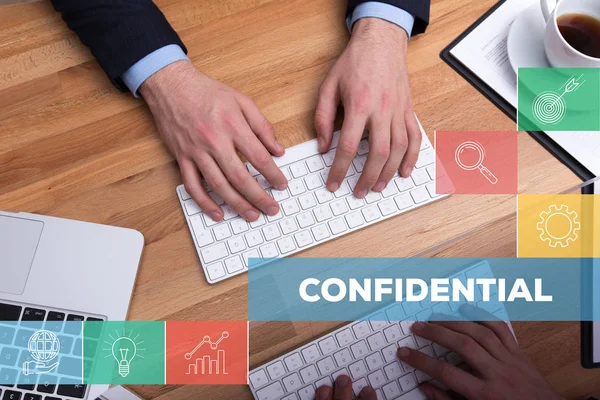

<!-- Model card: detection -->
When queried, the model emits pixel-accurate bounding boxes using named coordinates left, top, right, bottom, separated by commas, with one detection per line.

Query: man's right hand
left=140, top=60, right=288, bottom=222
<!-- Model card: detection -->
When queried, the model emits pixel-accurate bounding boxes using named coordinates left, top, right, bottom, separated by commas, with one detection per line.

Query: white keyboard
left=177, top=126, right=445, bottom=284
left=248, top=262, right=514, bottom=400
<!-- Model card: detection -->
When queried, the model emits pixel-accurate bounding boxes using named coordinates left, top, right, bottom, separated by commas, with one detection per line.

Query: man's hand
left=315, top=18, right=421, bottom=198
left=140, top=60, right=288, bottom=222
left=315, top=375, right=377, bottom=400
left=398, top=317, right=565, bottom=400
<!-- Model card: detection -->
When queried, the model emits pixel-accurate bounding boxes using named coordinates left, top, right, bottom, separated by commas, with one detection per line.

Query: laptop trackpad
left=0, top=215, right=44, bottom=295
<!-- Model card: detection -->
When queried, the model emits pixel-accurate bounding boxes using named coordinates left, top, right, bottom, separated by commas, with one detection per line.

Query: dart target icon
left=532, top=91, right=566, bottom=125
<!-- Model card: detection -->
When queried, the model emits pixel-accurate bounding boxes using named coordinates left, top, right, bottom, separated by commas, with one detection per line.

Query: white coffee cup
left=540, top=0, right=600, bottom=67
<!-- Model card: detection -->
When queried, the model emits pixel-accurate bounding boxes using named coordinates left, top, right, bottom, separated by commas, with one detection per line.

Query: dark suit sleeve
left=347, top=0, right=431, bottom=36
left=51, top=0, right=187, bottom=91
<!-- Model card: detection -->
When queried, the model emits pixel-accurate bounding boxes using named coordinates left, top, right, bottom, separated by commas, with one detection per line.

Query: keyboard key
left=289, top=180, right=306, bottom=196
left=282, top=372, right=302, bottom=392
left=315, top=376, right=333, bottom=390
left=334, top=348, right=352, bottom=367
left=383, top=325, right=402, bottom=343
left=249, top=214, right=267, bottom=228
left=333, top=181, right=351, bottom=198
left=411, top=169, right=429, bottom=186
left=416, top=149, right=435, bottom=168
left=281, top=167, right=292, bottom=181
left=256, top=175, right=271, bottom=189
left=365, top=353, right=384, bottom=372
left=280, top=219, right=299, bottom=235
left=382, top=344, right=398, bottom=363
left=190, top=215, right=213, bottom=247
left=290, top=162, right=308, bottom=178
left=350, top=341, right=368, bottom=359
left=200, top=243, right=229, bottom=263
left=307, top=155, right=325, bottom=172
left=256, top=381, right=284, bottom=400
left=221, top=205, right=238, bottom=220
left=225, top=256, right=244, bottom=274
left=299, top=364, right=318, bottom=383
left=0, top=348, right=18, bottom=367
left=383, top=380, right=401, bottom=399
left=260, top=243, right=279, bottom=258
left=352, top=377, right=369, bottom=396
left=298, top=193, right=317, bottom=210
left=384, top=360, right=403, bottom=380
left=394, top=177, right=414, bottom=192
left=247, top=163, right=261, bottom=177
left=2, top=391, right=21, bottom=400
left=399, top=372, right=418, bottom=392
left=328, top=218, right=347, bottom=235
left=398, top=388, right=427, bottom=400
left=317, top=356, right=336, bottom=375
left=297, top=212, right=315, bottom=229
left=398, top=336, right=417, bottom=350
left=322, top=149, right=336, bottom=166
left=357, top=140, right=370, bottom=155
left=0, top=326, right=15, bottom=345
left=378, top=199, right=397, bottom=216
left=206, top=263, right=226, bottom=281
left=313, top=206, right=332, bottom=222
left=249, top=369, right=268, bottom=389
left=301, top=344, right=321, bottom=363
left=362, top=206, right=381, bottom=222
left=298, top=385, right=315, bottom=400
left=266, top=361, right=286, bottom=380
left=227, top=236, right=246, bottom=254
left=345, top=212, right=365, bottom=229
left=282, top=199, right=300, bottom=216
left=266, top=209, right=284, bottom=222
left=352, top=155, right=366, bottom=173
left=311, top=224, right=331, bottom=241
left=262, top=225, right=281, bottom=241
left=65, top=315, right=84, bottom=334
left=22, top=393, right=41, bottom=400
left=179, top=186, right=191, bottom=200
left=277, top=237, right=296, bottom=254
left=305, top=174, right=323, bottom=191
left=426, top=182, right=440, bottom=198
left=367, top=369, right=386, bottom=388
left=230, top=218, right=249, bottom=234
left=21, top=308, right=45, bottom=322
left=415, top=369, right=432, bottom=383
left=318, top=337, right=337, bottom=355
left=208, top=191, right=224, bottom=205
left=242, top=249, right=261, bottom=267
left=335, top=329, right=354, bottom=346
left=184, top=199, right=201, bottom=216
left=394, top=193, right=414, bottom=210
left=381, top=182, right=399, bottom=198
left=203, top=212, right=219, bottom=227
left=37, top=374, right=57, bottom=393
left=245, top=231, right=264, bottom=247
left=410, top=187, right=430, bottom=204
left=294, top=231, right=314, bottom=248
left=315, top=188, right=333, bottom=204
left=283, top=353, right=303, bottom=371
left=365, top=191, right=381, bottom=204
left=366, top=332, right=386, bottom=350
left=352, top=321, right=371, bottom=339
left=330, top=199, right=348, bottom=216
left=57, top=378, right=87, bottom=398
left=213, top=224, right=232, bottom=241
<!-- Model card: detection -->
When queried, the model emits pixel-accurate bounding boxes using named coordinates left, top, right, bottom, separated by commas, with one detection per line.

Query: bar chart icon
left=184, top=331, right=229, bottom=375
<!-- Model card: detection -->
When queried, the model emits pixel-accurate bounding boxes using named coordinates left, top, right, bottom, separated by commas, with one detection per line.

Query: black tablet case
left=439, top=0, right=597, bottom=368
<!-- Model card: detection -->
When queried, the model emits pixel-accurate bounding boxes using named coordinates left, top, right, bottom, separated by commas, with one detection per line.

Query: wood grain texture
left=0, top=0, right=598, bottom=398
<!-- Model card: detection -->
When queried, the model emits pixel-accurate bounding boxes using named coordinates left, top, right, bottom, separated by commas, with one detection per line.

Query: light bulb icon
left=112, top=337, right=136, bottom=377
left=103, top=329, right=145, bottom=379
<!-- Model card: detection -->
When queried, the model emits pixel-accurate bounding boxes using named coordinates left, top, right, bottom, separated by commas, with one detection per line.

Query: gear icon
left=537, top=204, right=580, bottom=248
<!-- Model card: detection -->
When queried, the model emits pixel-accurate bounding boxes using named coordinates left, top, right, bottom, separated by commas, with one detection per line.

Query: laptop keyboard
left=248, top=262, right=513, bottom=400
left=0, top=301, right=105, bottom=400
left=178, top=128, right=446, bottom=284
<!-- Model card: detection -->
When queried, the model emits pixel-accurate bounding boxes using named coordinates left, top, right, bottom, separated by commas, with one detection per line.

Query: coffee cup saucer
left=507, top=4, right=551, bottom=73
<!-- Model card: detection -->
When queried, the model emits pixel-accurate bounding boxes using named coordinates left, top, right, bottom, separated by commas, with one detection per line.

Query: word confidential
left=299, top=278, right=553, bottom=303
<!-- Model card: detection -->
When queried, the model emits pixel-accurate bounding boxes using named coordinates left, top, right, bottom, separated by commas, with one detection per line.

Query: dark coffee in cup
left=557, top=13, right=600, bottom=58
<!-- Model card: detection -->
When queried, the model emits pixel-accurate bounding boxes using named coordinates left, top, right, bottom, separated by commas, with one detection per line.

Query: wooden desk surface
left=1, top=0, right=598, bottom=399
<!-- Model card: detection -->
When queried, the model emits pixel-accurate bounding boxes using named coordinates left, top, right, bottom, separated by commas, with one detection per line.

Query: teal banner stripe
left=247, top=258, right=600, bottom=322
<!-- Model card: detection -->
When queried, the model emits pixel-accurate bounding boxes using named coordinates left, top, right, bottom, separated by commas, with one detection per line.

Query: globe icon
left=28, top=330, right=60, bottom=362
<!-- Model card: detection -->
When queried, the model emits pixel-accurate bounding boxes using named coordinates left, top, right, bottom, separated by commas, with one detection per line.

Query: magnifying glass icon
left=454, top=141, right=498, bottom=185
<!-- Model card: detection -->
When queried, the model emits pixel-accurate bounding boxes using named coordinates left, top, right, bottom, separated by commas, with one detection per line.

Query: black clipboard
left=439, top=0, right=595, bottom=182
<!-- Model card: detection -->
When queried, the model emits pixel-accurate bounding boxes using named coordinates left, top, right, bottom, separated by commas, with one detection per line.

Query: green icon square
left=518, top=68, right=600, bottom=132
left=83, top=321, right=164, bottom=385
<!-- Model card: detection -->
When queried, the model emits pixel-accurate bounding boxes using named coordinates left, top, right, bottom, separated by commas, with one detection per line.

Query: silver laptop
left=0, top=211, right=144, bottom=400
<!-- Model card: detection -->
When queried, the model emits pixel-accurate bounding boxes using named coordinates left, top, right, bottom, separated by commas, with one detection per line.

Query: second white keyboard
left=177, top=126, right=445, bottom=284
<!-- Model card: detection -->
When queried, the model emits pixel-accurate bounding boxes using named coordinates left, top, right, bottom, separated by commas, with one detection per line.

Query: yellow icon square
left=517, top=194, right=596, bottom=258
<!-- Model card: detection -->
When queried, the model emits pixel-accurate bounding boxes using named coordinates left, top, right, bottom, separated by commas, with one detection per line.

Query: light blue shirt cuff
left=121, top=44, right=190, bottom=98
left=347, top=1, right=415, bottom=38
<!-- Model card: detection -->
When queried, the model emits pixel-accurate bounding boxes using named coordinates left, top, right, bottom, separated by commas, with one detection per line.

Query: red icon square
left=166, top=321, right=248, bottom=385
left=435, top=131, right=518, bottom=194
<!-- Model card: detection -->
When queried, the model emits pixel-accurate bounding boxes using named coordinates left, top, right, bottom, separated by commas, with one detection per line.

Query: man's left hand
left=315, top=18, right=421, bottom=198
